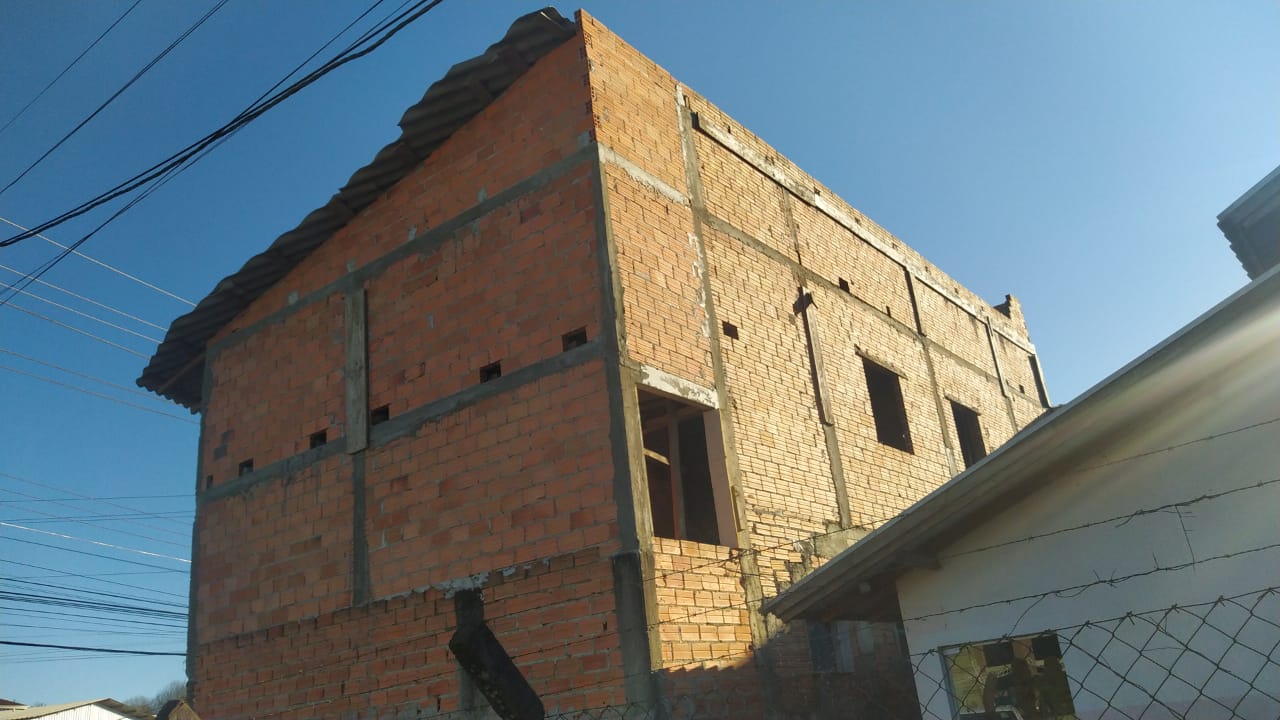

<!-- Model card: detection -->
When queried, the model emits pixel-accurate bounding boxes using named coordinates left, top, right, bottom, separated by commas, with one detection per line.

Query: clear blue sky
left=0, top=0, right=1275, bottom=704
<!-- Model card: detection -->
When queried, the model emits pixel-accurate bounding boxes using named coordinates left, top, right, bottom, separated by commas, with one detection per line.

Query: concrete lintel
left=635, top=364, right=718, bottom=409
left=599, top=144, right=689, bottom=206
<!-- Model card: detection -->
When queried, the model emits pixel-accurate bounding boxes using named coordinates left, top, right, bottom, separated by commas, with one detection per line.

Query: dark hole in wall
left=863, top=358, right=913, bottom=453
left=237, top=459, right=254, bottom=476
left=203, top=476, right=213, bottom=491
left=837, top=278, right=851, bottom=293
left=721, top=321, right=738, bottom=340
left=479, top=362, right=502, bottom=383
left=309, top=430, right=328, bottom=449
left=949, top=401, right=986, bottom=468
left=561, top=327, right=587, bottom=351
left=370, top=405, right=390, bottom=426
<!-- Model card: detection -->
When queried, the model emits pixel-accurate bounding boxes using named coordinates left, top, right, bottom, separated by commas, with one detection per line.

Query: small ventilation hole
left=203, top=476, right=213, bottom=491
left=837, top=278, right=851, bottom=293
left=722, top=321, right=739, bottom=340
left=237, top=459, right=254, bottom=476
left=309, top=430, right=328, bottom=449
left=479, top=362, right=502, bottom=383
left=370, top=405, right=390, bottom=426
left=562, top=327, right=588, bottom=351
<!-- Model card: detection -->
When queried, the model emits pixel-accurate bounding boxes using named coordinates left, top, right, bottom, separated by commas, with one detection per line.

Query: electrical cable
left=3, top=304, right=148, bottom=357
left=0, top=365, right=199, bottom=423
left=0, top=536, right=188, bottom=573
left=0, top=282, right=161, bottom=342
left=0, top=520, right=189, bottom=561
left=0, top=0, right=448, bottom=263
left=0, top=489, right=190, bottom=549
left=0, top=218, right=193, bottom=307
left=0, top=0, right=231, bottom=197
left=0, top=559, right=187, bottom=599
left=0, top=347, right=171, bottom=400
left=0, top=0, right=145, bottom=139
left=0, top=640, right=183, bottom=656
left=0, top=471, right=193, bottom=531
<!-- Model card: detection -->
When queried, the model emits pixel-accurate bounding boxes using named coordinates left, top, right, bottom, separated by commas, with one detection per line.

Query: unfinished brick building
left=139, top=8, right=1050, bottom=719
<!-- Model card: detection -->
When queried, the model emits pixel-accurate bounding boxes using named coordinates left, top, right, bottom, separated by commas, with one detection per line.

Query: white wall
left=896, top=300, right=1280, bottom=719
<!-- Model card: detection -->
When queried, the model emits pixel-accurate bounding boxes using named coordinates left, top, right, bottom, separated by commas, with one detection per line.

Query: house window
left=638, top=390, right=735, bottom=547
left=950, top=401, right=986, bottom=468
left=863, top=358, right=913, bottom=453
left=942, top=634, right=1076, bottom=720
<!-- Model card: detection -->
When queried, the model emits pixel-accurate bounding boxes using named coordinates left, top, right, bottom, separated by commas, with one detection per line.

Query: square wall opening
left=637, top=389, right=736, bottom=548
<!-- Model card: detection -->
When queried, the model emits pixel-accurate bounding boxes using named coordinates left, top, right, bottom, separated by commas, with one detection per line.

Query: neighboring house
left=0, top=699, right=153, bottom=720
left=1218, top=164, right=1280, bottom=279
left=138, top=7, right=1049, bottom=718
left=766, top=265, right=1280, bottom=719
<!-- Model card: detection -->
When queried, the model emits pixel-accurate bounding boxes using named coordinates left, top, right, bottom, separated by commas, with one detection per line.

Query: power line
left=0, top=221, right=193, bottom=307
left=1, top=577, right=186, bottom=609
left=0, top=488, right=190, bottom=549
left=0, top=365, right=199, bottom=423
left=0, top=0, right=145, bottom=139
left=0, top=640, right=183, bottom=656
left=0, top=558, right=186, bottom=600
left=0, top=604, right=186, bottom=630
left=0, top=494, right=187, bottom=504
left=0, top=282, right=161, bottom=342
left=0, top=536, right=188, bottom=573
left=0, top=472, right=193, bottom=531
left=3, top=304, right=149, bottom=357
left=0, top=0, right=449, bottom=271
left=0, top=346, right=170, bottom=400
left=0, top=0, right=232, bottom=197
left=6, top=512, right=190, bottom=523
left=0, top=521, right=190, bottom=563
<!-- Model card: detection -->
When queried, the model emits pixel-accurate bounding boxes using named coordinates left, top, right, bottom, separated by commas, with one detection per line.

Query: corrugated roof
left=137, top=8, right=577, bottom=409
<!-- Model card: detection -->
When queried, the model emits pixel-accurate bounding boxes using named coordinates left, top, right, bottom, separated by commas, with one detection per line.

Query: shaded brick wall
left=580, top=7, right=1049, bottom=696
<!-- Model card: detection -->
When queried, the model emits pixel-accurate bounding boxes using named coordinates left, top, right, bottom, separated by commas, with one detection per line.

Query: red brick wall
left=191, top=25, right=633, bottom=718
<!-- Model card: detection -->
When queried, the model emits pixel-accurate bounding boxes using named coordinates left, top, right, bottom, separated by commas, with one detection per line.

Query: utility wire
left=0, top=640, right=183, bottom=656
left=0, top=0, right=448, bottom=254
left=0, top=558, right=186, bottom=600
left=3, top=304, right=148, bottom=357
left=0, top=365, right=199, bottom=423
left=0, top=487, right=190, bottom=549
left=0, top=604, right=186, bottom=629
left=0, top=590, right=186, bottom=618
left=0, top=536, right=188, bottom=573
left=0, top=0, right=231, bottom=197
left=0, top=282, right=161, bottom=342
left=0, top=0, right=145, bottom=139
left=0, top=472, right=193, bottom=532
left=0, top=495, right=187, bottom=503
left=0, top=347, right=168, bottom=400
left=0, top=220, right=193, bottom=307
left=0, top=521, right=190, bottom=563
left=1, top=578, right=187, bottom=608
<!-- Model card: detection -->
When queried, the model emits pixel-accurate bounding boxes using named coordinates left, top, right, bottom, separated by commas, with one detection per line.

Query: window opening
left=561, top=327, right=588, bottom=351
left=943, top=633, right=1075, bottom=720
left=950, top=401, right=986, bottom=468
left=638, top=390, right=733, bottom=546
left=863, top=358, right=913, bottom=452
left=721, top=321, right=739, bottom=340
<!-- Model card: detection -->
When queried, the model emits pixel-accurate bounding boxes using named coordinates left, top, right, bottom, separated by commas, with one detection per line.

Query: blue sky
left=0, top=0, right=1275, bottom=704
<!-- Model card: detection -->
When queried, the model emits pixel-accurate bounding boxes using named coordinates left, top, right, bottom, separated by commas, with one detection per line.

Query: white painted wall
left=896, top=300, right=1280, bottom=719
